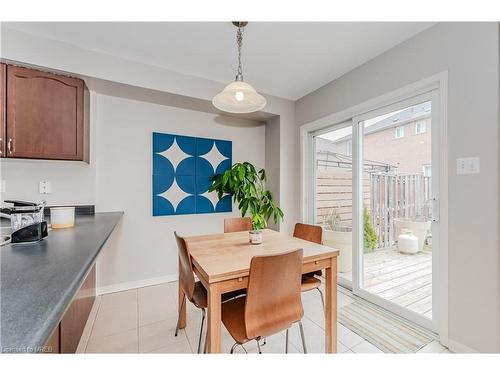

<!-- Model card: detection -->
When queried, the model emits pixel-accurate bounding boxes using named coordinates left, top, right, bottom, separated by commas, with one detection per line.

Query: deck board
left=406, top=295, right=432, bottom=314
left=339, top=247, right=432, bottom=319
left=364, top=260, right=432, bottom=287
left=391, top=283, right=432, bottom=307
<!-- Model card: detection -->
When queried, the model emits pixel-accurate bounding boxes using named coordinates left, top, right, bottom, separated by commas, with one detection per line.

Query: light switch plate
left=39, top=180, right=51, bottom=194
left=456, top=157, right=480, bottom=175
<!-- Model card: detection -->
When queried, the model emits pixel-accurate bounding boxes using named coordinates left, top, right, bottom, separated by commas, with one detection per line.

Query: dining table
left=180, top=228, right=340, bottom=353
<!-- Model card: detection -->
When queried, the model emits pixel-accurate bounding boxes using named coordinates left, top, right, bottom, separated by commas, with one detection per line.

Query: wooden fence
left=316, top=170, right=370, bottom=227
left=370, top=173, right=431, bottom=248
left=316, top=170, right=431, bottom=249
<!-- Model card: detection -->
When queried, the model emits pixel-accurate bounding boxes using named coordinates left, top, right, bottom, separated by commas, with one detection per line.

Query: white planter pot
left=249, top=230, right=263, bottom=245
left=393, top=218, right=431, bottom=251
left=398, top=233, right=419, bottom=254
left=322, top=229, right=352, bottom=273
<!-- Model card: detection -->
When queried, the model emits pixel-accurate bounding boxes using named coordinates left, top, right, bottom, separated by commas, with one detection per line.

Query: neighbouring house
left=317, top=101, right=432, bottom=176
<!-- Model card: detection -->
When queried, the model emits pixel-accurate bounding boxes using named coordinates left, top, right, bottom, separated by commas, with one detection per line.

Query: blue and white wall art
left=152, top=132, right=232, bottom=216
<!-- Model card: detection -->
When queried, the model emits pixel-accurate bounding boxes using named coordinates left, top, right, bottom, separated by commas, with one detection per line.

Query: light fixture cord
left=236, top=25, right=244, bottom=81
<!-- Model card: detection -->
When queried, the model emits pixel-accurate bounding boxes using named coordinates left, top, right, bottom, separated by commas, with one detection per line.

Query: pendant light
left=212, top=22, right=267, bottom=114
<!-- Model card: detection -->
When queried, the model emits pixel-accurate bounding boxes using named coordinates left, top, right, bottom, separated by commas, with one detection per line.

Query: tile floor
left=77, top=281, right=449, bottom=354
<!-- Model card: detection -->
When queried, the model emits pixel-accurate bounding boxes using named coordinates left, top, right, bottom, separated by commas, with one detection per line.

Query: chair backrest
left=174, top=232, right=195, bottom=301
left=244, top=249, right=304, bottom=340
left=224, top=217, right=252, bottom=233
left=293, top=223, right=323, bottom=244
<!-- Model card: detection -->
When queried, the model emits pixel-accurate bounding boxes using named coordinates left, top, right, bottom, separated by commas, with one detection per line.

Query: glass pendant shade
left=212, top=80, right=267, bottom=114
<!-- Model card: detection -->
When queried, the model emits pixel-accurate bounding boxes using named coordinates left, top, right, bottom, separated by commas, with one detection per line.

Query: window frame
left=394, top=126, right=405, bottom=139
left=415, top=120, right=427, bottom=134
left=346, top=140, right=353, bottom=156
left=422, top=164, right=432, bottom=177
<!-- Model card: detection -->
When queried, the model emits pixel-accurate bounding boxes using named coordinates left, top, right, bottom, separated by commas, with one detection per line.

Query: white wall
left=0, top=159, right=95, bottom=205
left=94, top=94, right=265, bottom=291
left=295, top=23, right=500, bottom=353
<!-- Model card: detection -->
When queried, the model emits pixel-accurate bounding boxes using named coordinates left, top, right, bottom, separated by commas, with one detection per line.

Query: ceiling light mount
left=212, top=21, right=266, bottom=114
left=231, top=21, right=248, bottom=28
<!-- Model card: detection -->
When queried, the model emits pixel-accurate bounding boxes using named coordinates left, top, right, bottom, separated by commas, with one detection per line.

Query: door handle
left=7, top=138, right=12, bottom=155
left=431, top=197, right=440, bottom=223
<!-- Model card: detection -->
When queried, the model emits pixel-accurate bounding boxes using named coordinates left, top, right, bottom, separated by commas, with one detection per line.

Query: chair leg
left=317, top=287, right=325, bottom=311
left=256, top=340, right=262, bottom=354
left=298, top=321, right=307, bottom=354
left=230, top=343, right=238, bottom=354
left=175, top=297, right=186, bottom=336
left=285, top=329, right=289, bottom=354
left=204, top=330, right=208, bottom=354
left=197, top=308, right=206, bottom=354
left=230, top=342, right=248, bottom=354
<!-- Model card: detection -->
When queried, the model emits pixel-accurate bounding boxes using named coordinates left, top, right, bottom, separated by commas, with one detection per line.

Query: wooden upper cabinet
left=6, top=65, right=89, bottom=161
left=0, top=63, right=6, bottom=157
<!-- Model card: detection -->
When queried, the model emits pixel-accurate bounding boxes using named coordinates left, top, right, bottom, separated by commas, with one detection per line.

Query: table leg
left=325, top=256, right=338, bottom=353
left=178, top=281, right=187, bottom=330
left=207, top=283, right=222, bottom=353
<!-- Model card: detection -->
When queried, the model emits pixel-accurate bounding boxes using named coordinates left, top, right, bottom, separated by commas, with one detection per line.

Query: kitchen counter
left=0, top=212, right=123, bottom=353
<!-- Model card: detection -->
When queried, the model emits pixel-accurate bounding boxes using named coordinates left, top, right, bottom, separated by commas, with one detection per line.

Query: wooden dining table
left=180, top=228, right=340, bottom=353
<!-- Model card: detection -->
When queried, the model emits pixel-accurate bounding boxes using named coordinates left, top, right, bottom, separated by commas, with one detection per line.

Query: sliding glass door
left=313, top=122, right=354, bottom=288
left=311, top=90, right=440, bottom=332
left=353, top=92, right=439, bottom=331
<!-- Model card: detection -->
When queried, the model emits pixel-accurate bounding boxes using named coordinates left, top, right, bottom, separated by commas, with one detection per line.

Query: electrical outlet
left=39, top=180, right=52, bottom=194
left=456, top=157, right=480, bottom=175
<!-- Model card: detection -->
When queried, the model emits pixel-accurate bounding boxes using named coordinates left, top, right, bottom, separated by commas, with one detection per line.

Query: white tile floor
left=78, top=281, right=449, bottom=354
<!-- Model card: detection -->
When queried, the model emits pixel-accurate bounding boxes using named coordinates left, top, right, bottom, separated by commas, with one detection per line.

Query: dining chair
left=224, top=217, right=252, bottom=233
left=173, top=232, right=243, bottom=353
left=220, top=249, right=308, bottom=354
left=293, top=223, right=325, bottom=310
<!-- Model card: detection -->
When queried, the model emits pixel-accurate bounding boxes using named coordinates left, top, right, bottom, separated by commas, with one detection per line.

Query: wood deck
left=339, top=247, right=432, bottom=319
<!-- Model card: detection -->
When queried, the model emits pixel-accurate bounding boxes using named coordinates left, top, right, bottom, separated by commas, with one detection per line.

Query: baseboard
left=97, top=274, right=178, bottom=295
left=447, top=339, right=478, bottom=353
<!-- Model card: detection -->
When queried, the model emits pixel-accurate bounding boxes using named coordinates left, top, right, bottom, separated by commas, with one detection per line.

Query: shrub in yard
left=364, top=208, right=378, bottom=253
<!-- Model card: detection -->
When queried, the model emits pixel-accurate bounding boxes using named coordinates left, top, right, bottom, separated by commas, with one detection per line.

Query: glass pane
left=361, top=101, right=433, bottom=320
left=314, top=125, right=353, bottom=284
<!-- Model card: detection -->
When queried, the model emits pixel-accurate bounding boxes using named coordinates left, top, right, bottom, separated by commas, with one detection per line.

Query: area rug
left=338, top=301, right=434, bottom=353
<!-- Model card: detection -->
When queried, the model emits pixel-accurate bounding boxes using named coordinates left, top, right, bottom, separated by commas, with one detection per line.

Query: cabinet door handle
left=0, top=137, right=2, bottom=155
left=7, top=138, right=13, bottom=155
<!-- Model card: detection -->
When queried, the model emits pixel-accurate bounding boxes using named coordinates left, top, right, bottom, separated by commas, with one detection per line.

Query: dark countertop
left=0, top=212, right=123, bottom=353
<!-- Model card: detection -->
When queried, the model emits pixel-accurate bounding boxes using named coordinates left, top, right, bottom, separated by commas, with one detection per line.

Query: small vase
left=249, top=230, right=263, bottom=245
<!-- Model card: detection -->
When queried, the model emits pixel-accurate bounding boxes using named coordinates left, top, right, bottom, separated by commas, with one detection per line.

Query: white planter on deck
left=393, top=218, right=431, bottom=251
left=323, top=229, right=352, bottom=273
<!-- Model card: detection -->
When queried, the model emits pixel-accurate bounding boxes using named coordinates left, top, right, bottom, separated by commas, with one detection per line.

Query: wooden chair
left=293, top=223, right=325, bottom=310
left=224, top=217, right=252, bottom=233
left=221, top=249, right=308, bottom=354
left=174, top=232, right=243, bottom=353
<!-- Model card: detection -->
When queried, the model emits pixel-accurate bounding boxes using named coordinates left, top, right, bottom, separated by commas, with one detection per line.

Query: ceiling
left=4, top=22, right=434, bottom=100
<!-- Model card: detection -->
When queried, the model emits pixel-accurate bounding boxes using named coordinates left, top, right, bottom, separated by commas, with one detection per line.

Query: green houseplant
left=209, top=162, right=284, bottom=244
left=363, top=207, right=378, bottom=252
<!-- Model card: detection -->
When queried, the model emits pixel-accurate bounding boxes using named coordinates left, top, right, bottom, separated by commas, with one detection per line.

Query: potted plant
left=363, top=207, right=378, bottom=253
left=321, top=208, right=353, bottom=273
left=321, top=207, right=379, bottom=272
left=209, top=162, right=284, bottom=244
